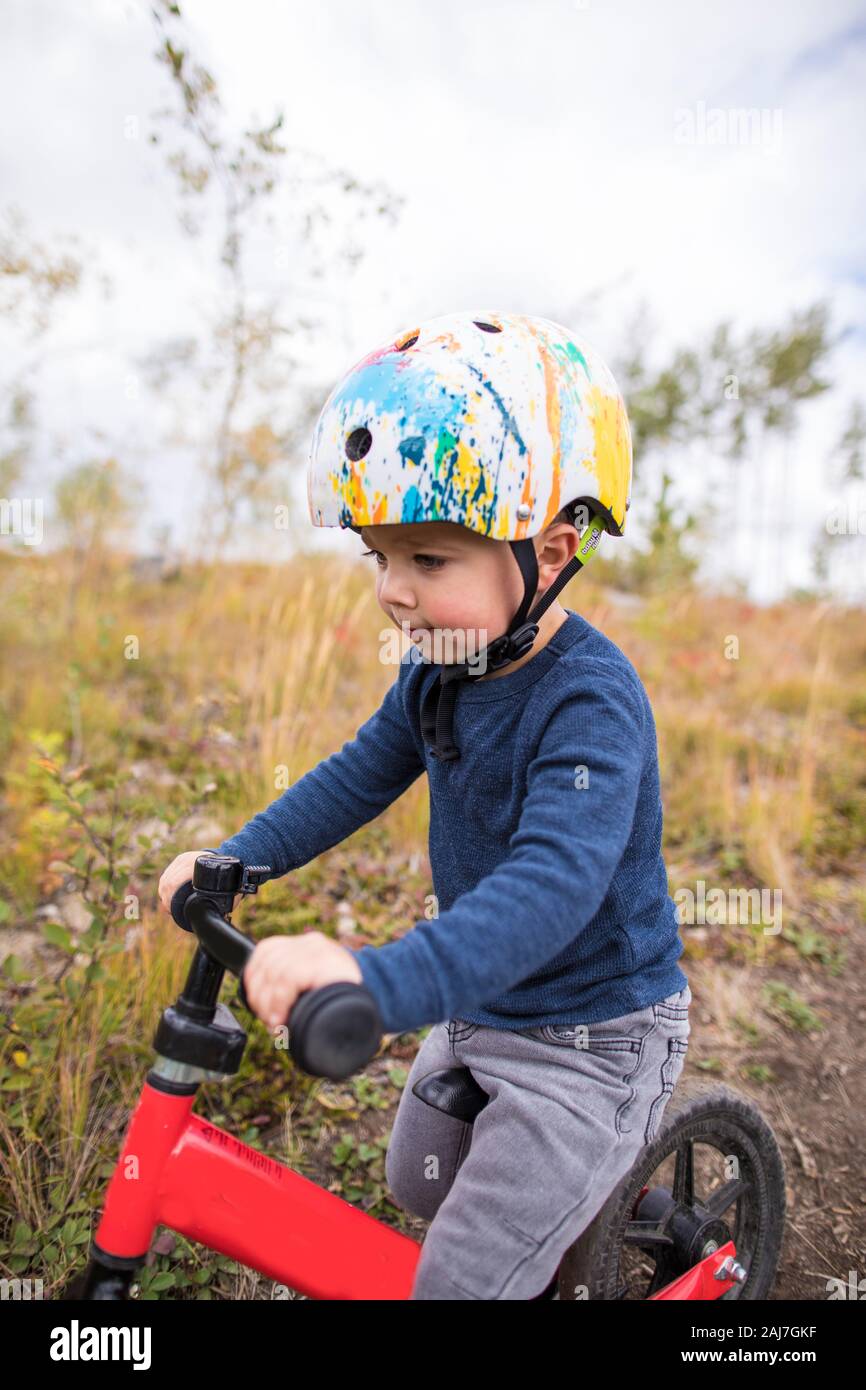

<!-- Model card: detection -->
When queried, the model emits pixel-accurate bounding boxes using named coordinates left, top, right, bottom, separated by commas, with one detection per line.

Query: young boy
left=159, top=311, right=691, bottom=1301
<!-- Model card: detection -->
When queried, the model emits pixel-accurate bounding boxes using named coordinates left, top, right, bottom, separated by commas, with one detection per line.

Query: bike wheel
left=60, top=1257, right=137, bottom=1300
left=557, top=1080, right=786, bottom=1301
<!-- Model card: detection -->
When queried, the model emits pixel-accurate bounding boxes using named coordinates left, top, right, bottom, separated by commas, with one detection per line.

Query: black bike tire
left=557, top=1080, right=786, bottom=1302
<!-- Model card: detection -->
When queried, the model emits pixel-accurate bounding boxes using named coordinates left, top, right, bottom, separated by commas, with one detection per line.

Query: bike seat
left=412, top=1065, right=490, bottom=1122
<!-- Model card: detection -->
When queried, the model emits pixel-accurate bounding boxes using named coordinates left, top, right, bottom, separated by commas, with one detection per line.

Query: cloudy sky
left=3, top=0, right=865, bottom=599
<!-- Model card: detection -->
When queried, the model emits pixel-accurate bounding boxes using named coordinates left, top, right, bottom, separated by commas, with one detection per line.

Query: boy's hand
left=243, top=932, right=363, bottom=1031
left=158, top=851, right=215, bottom=916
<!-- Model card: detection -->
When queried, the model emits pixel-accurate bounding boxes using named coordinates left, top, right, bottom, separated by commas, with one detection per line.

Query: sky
left=2, top=0, right=865, bottom=600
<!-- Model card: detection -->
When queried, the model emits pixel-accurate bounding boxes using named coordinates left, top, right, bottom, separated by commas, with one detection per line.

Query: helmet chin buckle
left=485, top=622, right=539, bottom=672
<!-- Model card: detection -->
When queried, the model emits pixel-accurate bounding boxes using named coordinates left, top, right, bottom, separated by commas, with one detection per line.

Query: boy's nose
left=379, top=571, right=417, bottom=611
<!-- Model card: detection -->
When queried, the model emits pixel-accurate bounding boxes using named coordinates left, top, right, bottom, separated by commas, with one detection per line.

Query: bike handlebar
left=172, top=854, right=383, bottom=1082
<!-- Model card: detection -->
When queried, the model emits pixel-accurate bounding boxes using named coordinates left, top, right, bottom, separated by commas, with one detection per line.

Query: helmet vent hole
left=474, top=321, right=502, bottom=333
left=345, top=427, right=372, bottom=462
left=396, top=333, right=419, bottom=351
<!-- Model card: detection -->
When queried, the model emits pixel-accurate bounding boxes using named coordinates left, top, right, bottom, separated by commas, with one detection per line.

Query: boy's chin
left=403, top=626, right=490, bottom=672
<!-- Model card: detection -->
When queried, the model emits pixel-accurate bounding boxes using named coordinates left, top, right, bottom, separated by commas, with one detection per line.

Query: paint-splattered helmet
left=307, top=309, right=632, bottom=540
left=306, top=310, right=633, bottom=762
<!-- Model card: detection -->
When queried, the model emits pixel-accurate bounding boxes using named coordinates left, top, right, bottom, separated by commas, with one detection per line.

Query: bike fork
left=67, top=1057, right=224, bottom=1300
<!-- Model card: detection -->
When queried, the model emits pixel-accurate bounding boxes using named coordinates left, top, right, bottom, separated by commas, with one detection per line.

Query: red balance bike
left=65, top=854, right=786, bottom=1302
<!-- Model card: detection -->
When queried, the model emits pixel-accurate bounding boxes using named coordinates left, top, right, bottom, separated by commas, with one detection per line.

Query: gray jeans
left=386, top=985, right=692, bottom=1300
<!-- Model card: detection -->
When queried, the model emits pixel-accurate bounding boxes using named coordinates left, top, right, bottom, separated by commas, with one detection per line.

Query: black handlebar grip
left=169, top=849, right=223, bottom=931
left=170, top=879, right=196, bottom=932
left=287, top=982, right=383, bottom=1081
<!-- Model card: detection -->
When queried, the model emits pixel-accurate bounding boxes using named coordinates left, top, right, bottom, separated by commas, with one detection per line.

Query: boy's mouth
left=394, top=615, right=430, bottom=633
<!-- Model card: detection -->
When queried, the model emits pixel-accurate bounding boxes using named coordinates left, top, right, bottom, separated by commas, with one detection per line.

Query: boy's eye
left=361, top=549, right=446, bottom=571
left=361, top=548, right=387, bottom=568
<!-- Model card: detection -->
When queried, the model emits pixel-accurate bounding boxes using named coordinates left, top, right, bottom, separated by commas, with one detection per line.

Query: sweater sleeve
left=213, top=661, right=425, bottom=880
left=350, top=680, right=646, bottom=1033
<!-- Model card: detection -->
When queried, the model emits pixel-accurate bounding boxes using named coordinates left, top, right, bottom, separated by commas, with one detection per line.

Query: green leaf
left=42, top=922, right=74, bottom=953
left=148, top=1271, right=177, bottom=1291
left=2, top=954, right=30, bottom=983
left=0, top=901, right=11, bottom=923
left=12, top=1221, right=33, bottom=1248
left=2, top=1074, right=32, bottom=1091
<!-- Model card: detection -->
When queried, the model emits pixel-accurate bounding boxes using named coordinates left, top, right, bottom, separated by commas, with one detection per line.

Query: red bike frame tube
left=649, top=1240, right=739, bottom=1300
left=95, top=1081, right=737, bottom=1301
left=95, top=1081, right=420, bottom=1300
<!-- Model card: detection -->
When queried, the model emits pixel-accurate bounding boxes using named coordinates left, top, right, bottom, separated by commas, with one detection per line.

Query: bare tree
left=0, top=205, right=85, bottom=498
left=610, top=302, right=837, bottom=596
left=142, top=1, right=404, bottom=557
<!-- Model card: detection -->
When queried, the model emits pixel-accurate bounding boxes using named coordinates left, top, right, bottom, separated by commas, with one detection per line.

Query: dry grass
left=0, top=544, right=863, bottom=1296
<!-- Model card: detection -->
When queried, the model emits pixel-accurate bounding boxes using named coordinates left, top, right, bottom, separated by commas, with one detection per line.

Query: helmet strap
left=420, top=513, right=606, bottom=760
left=480, top=511, right=607, bottom=674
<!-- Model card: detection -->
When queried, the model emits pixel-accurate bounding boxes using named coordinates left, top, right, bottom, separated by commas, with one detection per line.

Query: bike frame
left=85, top=861, right=743, bottom=1302
left=92, top=1079, right=741, bottom=1301
left=94, top=1081, right=419, bottom=1300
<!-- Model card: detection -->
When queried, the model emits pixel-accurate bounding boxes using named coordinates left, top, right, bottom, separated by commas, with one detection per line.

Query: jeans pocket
left=558, top=1000, right=657, bottom=1052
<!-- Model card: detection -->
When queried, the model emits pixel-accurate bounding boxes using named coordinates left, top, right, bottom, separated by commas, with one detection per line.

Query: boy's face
left=359, top=519, right=578, bottom=666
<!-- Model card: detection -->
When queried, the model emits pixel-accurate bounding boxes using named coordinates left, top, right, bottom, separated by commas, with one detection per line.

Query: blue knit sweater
left=205, top=608, right=688, bottom=1035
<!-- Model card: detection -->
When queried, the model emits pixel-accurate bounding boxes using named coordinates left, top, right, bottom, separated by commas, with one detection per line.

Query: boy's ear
left=537, top=519, right=580, bottom=569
